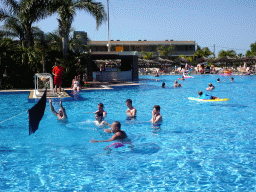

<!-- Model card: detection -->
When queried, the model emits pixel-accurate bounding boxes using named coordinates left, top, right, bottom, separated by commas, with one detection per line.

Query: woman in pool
left=206, top=83, right=215, bottom=90
left=90, top=121, right=127, bottom=143
left=95, top=103, right=107, bottom=119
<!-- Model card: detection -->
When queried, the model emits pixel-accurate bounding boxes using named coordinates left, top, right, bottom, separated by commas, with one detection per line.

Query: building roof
left=90, top=40, right=196, bottom=46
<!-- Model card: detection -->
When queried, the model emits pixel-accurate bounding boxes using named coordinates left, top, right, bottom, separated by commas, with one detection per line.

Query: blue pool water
left=1, top=75, right=256, bottom=191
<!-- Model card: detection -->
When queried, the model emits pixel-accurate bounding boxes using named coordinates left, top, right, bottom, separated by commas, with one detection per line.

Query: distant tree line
left=139, top=42, right=256, bottom=67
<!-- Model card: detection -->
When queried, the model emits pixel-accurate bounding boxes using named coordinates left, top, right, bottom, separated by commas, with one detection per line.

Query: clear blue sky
left=10, top=0, right=256, bottom=56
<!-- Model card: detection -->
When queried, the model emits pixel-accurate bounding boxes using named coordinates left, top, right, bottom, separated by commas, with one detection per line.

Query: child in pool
left=151, top=105, right=162, bottom=123
left=90, top=121, right=127, bottom=143
left=94, top=111, right=110, bottom=127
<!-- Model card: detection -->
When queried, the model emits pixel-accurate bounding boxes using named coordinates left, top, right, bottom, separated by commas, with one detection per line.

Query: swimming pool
left=1, top=75, right=256, bottom=191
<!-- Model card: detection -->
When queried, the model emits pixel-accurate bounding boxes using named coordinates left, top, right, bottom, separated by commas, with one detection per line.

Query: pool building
left=89, top=40, right=196, bottom=58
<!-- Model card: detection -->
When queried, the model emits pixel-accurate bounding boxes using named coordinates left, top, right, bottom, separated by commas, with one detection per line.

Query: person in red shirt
left=52, top=61, right=64, bottom=93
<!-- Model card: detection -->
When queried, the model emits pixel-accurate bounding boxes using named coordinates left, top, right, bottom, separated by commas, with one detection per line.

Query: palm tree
left=34, top=30, right=55, bottom=72
left=157, top=45, right=175, bottom=59
left=0, top=17, right=25, bottom=46
left=140, top=51, right=154, bottom=60
left=237, top=53, right=243, bottom=58
left=245, top=42, right=256, bottom=57
left=56, top=0, right=107, bottom=58
left=193, top=46, right=212, bottom=59
left=0, top=0, right=56, bottom=48
left=218, top=50, right=236, bottom=58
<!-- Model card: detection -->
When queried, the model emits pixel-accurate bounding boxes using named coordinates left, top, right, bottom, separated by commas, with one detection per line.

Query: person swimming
left=95, top=103, right=107, bottom=119
left=162, top=82, right=165, bottom=88
left=90, top=121, right=127, bottom=143
left=198, top=91, right=220, bottom=100
left=94, top=111, right=111, bottom=127
left=173, top=80, right=182, bottom=87
left=206, top=83, right=215, bottom=90
left=49, top=99, right=67, bottom=120
left=217, top=78, right=220, bottom=82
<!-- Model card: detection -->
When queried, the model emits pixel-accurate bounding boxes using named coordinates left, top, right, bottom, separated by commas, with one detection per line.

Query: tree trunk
left=24, top=23, right=34, bottom=48
left=62, top=35, right=68, bottom=58
left=42, top=55, right=46, bottom=73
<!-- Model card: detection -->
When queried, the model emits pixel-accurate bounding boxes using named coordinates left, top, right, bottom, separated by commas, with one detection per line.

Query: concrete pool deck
left=0, top=81, right=141, bottom=93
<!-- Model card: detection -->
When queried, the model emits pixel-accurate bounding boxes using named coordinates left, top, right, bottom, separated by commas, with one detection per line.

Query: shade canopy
left=212, top=56, right=236, bottom=63
left=175, top=57, right=189, bottom=63
left=195, top=56, right=210, bottom=63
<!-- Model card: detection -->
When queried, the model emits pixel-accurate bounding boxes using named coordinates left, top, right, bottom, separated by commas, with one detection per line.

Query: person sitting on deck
left=49, top=99, right=67, bottom=120
left=90, top=121, right=127, bottom=143
left=71, top=76, right=81, bottom=92
left=198, top=91, right=220, bottom=100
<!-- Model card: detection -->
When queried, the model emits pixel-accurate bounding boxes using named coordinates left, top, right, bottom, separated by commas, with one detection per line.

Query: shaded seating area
left=90, top=52, right=139, bottom=82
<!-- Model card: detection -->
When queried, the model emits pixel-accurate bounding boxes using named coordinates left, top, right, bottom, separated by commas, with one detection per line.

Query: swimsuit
left=73, top=81, right=79, bottom=88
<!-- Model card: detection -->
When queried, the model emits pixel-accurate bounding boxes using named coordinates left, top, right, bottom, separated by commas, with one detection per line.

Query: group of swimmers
left=49, top=99, right=162, bottom=143
left=199, top=77, right=234, bottom=100
left=161, top=80, right=183, bottom=88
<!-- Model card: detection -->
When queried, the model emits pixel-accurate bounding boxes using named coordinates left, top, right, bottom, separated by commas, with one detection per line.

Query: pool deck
left=0, top=81, right=141, bottom=93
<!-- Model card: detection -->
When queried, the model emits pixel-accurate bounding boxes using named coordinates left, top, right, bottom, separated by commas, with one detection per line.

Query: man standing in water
left=90, top=121, right=127, bottom=143
left=126, top=99, right=137, bottom=118
left=52, top=61, right=64, bottom=93
left=49, top=99, right=67, bottom=120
